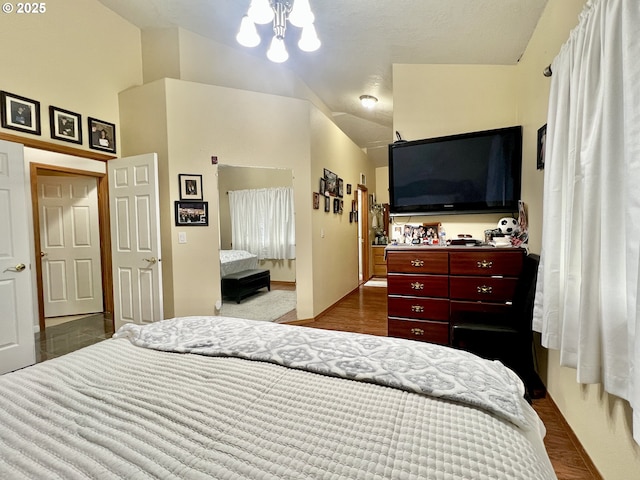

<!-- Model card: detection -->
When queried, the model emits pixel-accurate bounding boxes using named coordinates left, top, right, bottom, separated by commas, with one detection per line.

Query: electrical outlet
left=178, top=232, right=187, bottom=244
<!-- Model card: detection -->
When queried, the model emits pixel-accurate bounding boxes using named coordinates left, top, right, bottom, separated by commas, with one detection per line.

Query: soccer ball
left=498, top=217, right=518, bottom=235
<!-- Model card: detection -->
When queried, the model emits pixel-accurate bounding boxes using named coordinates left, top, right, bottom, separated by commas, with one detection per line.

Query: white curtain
left=228, top=187, right=295, bottom=260
left=533, top=0, right=640, bottom=443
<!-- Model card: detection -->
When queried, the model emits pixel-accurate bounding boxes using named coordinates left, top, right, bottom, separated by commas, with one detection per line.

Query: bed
left=0, top=316, right=557, bottom=479
left=220, top=249, right=258, bottom=277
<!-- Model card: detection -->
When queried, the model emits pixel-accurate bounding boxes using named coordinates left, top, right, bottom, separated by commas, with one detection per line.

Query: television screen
left=389, top=126, right=522, bottom=216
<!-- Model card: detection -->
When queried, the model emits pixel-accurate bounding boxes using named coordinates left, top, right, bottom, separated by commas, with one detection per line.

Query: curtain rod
left=543, top=65, right=552, bottom=77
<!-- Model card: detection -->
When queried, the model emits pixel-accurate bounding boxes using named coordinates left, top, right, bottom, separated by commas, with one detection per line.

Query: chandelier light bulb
left=267, top=36, right=289, bottom=63
left=236, top=15, right=261, bottom=47
left=288, top=0, right=314, bottom=27
left=238, top=0, right=320, bottom=62
left=298, top=24, right=321, bottom=52
left=360, top=95, right=378, bottom=109
left=248, top=0, right=274, bottom=24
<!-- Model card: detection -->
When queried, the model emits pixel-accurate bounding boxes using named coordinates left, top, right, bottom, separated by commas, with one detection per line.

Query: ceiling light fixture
left=236, top=0, right=321, bottom=64
left=359, top=95, right=378, bottom=109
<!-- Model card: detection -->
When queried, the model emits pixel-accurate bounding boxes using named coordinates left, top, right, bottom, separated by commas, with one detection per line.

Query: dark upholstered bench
left=222, top=269, right=270, bottom=303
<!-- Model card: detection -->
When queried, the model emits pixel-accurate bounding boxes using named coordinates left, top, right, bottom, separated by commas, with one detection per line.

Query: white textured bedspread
left=220, top=249, right=258, bottom=277
left=0, top=317, right=557, bottom=479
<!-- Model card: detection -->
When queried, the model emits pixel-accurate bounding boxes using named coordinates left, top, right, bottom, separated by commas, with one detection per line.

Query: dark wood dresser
left=386, top=245, right=524, bottom=345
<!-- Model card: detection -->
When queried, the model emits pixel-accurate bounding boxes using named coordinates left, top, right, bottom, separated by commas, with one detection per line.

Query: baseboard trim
left=546, top=393, right=603, bottom=480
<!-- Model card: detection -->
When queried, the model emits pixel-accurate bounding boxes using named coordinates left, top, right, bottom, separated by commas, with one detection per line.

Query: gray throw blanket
left=114, top=315, right=529, bottom=428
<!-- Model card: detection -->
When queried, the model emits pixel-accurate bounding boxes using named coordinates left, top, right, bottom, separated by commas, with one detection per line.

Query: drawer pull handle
left=410, top=259, right=424, bottom=267
left=411, top=282, right=424, bottom=290
left=411, top=305, right=424, bottom=313
left=411, top=328, right=424, bottom=336
left=477, top=285, right=493, bottom=294
left=477, top=260, right=493, bottom=269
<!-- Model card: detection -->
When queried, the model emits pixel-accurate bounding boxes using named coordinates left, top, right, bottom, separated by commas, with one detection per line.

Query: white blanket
left=220, top=249, right=258, bottom=277
left=116, top=316, right=529, bottom=428
left=0, top=317, right=557, bottom=479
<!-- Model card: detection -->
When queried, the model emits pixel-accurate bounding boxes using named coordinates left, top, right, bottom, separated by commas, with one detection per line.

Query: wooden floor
left=299, top=281, right=602, bottom=480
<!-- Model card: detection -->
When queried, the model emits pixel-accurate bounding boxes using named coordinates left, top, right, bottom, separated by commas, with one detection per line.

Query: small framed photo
left=49, top=106, right=82, bottom=144
left=333, top=198, right=340, bottom=214
left=0, top=91, right=41, bottom=135
left=319, top=177, right=326, bottom=195
left=324, top=168, right=338, bottom=196
left=88, top=117, right=116, bottom=153
left=537, top=124, right=547, bottom=170
left=346, top=184, right=352, bottom=195
left=324, top=196, right=330, bottom=212
left=175, top=201, right=208, bottom=226
left=179, top=174, right=203, bottom=200
left=313, top=192, right=320, bottom=209
left=338, top=178, right=344, bottom=198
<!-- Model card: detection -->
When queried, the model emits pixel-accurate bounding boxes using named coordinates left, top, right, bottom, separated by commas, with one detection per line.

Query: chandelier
left=236, top=0, right=321, bottom=63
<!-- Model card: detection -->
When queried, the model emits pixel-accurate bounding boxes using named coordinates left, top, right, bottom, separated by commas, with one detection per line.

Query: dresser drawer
left=388, top=318, right=449, bottom=345
left=450, top=300, right=514, bottom=323
left=449, top=250, right=523, bottom=276
left=387, top=250, right=448, bottom=274
left=387, top=274, right=448, bottom=297
left=450, top=276, right=519, bottom=303
left=388, top=296, right=449, bottom=320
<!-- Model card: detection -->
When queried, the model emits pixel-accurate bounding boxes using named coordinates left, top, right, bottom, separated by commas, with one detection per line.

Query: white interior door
left=0, top=140, right=35, bottom=374
left=38, top=176, right=103, bottom=317
left=108, top=154, right=163, bottom=329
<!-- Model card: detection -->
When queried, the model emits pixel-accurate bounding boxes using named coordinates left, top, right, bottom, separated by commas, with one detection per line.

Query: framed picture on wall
left=0, top=91, right=41, bottom=135
left=49, top=106, right=82, bottom=144
left=179, top=174, right=203, bottom=200
left=175, top=201, right=208, bottom=226
left=324, top=195, right=330, bottom=212
left=313, top=192, right=320, bottom=209
left=537, top=124, right=547, bottom=170
left=88, top=117, right=116, bottom=153
left=324, top=168, right=338, bottom=196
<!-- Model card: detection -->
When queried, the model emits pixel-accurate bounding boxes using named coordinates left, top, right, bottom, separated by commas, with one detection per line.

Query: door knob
left=143, top=257, right=157, bottom=264
left=4, top=263, right=26, bottom=273
left=40, top=252, right=48, bottom=258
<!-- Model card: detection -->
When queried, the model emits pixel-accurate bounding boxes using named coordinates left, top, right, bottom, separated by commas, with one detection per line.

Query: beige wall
left=391, top=64, right=521, bottom=240
left=309, top=107, right=373, bottom=315
left=0, top=0, right=142, bottom=152
left=391, top=0, right=640, bottom=476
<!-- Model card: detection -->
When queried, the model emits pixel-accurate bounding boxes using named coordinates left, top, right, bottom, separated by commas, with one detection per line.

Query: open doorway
left=28, top=156, right=114, bottom=362
left=357, top=185, right=370, bottom=283
left=217, top=165, right=297, bottom=322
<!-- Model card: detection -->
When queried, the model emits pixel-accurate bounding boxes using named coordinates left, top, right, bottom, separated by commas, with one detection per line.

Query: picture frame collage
left=175, top=174, right=208, bottom=226
left=0, top=89, right=117, bottom=154
left=314, top=168, right=350, bottom=216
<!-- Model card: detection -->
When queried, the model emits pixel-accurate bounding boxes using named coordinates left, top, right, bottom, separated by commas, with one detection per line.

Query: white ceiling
left=98, top=0, right=548, bottom=167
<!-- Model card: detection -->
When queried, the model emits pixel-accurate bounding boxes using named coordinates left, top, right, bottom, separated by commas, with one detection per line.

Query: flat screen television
left=388, top=126, right=522, bottom=216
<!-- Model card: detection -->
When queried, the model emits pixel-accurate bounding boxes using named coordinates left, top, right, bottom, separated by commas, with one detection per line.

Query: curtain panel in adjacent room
left=229, top=187, right=296, bottom=260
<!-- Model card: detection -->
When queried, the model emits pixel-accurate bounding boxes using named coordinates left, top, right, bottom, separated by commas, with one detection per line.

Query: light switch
left=178, top=232, right=187, bottom=244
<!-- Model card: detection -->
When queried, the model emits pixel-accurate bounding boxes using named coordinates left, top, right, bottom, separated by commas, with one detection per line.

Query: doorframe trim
left=31, top=163, right=114, bottom=331
left=357, top=184, right=370, bottom=282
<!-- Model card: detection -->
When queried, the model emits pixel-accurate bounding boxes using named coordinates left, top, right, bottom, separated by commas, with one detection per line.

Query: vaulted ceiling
left=98, top=0, right=548, bottom=166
